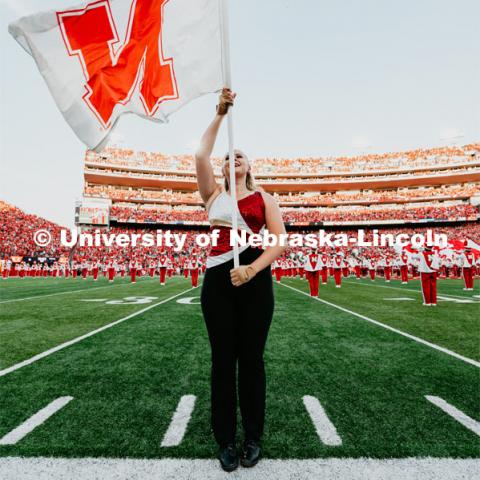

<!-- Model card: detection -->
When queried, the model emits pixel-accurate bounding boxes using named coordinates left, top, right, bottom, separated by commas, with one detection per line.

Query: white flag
left=9, top=0, right=224, bottom=150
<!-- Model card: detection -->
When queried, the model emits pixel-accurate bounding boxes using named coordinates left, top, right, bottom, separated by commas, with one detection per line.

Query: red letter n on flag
left=57, top=0, right=178, bottom=128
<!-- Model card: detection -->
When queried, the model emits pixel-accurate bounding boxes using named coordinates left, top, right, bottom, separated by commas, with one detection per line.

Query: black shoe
left=240, top=440, right=261, bottom=468
left=218, top=443, right=239, bottom=472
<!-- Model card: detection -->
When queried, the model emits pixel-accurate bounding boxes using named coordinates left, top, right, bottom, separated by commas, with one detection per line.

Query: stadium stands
left=87, top=144, right=480, bottom=175
left=1, top=144, right=479, bottom=267
left=81, top=144, right=480, bottom=232
left=85, top=184, right=479, bottom=207
left=0, top=201, right=69, bottom=258
left=107, top=203, right=478, bottom=225
left=2, top=198, right=479, bottom=275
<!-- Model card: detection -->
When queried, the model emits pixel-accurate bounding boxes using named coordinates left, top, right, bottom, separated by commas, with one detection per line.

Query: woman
left=195, top=88, right=286, bottom=471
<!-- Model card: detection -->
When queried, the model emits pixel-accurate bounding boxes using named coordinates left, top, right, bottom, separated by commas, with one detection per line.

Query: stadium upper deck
left=84, top=145, right=480, bottom=193
left=86, top=144, right=480, bottom=175
left=82, top=145, right=480, bottom=227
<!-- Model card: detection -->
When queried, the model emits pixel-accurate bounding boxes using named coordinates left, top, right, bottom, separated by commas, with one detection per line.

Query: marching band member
left=281, top=256, right=289, bottom=278
left=415, top=244, right=440, bottom=306
left=108, top=260, right=116, bottom=282
left=272, top=258, right=282, bottom=282
left=92, top=261, right=99, bottom=281
left=349, top=255, right=361, bottom=280
left=304, top=249, right=321, bottom=296
left=332, top=251, right=344, bottom=288
left=129, top=258, right=137, bottom=284
left=149, top=260, right=156, bottom=278
left=102, top=262, right=108, bottom=278
left=168, top=256, right=175, bottom=278
left=81, top=260, right=88, bottom=280
left=319, top=249, right=329, bottom=284
left=452, top=253, right=462, bottom=279
left=2, top=259, right=11, bottom=279
left=383, top=255, right=392, bottom=283
left=87, top=261, right=94, bottom=279
left=441, top=255, right=449, bottom=278
left=458, top=245, right=476, bottom=291
left=158, top=250, right=169, bottom=285
left=189, top=251, right=201, bottom=288
left=365, top=257, right=376, bottom=281
left=183, top=257, right=189, bottom=278
left=397, top=251, right=409, bottom=284
left=287, top=258, right=294, bottom=277
left=136, top=259, right=143, bottom=278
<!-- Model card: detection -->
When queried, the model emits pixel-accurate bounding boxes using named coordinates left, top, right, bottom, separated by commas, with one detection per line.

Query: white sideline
left=302, top=396, right=342, bottom=446
left=0, top=397, right=73, bottom=445
left=279, top=283, right=480, bottom=368
left=0, top=457, right=478, bottom=480
left=161, top=395, right=197, bottom=447
left=0, top=285, right=114, bottom=304
left=0, top=287, right=196, bottom=378
left=0, top=277, right=165, bottom=304
left=425, top=396, right=480, bottom=437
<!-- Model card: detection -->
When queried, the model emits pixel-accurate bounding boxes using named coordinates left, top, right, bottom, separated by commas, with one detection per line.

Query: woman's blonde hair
left=224, top=170, right=256, bottom=192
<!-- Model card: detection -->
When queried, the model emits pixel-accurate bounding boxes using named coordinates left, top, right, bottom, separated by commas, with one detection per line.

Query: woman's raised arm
left=195, top=88, right=236, bottom=204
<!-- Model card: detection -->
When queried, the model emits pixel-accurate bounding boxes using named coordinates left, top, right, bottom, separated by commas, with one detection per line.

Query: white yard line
left=0, top=457, right=478, bottom=480
left=343, top=279, right=476, bottom=300
left=279, top=283, right=480, bottom=368
left=425, top=396, right=480, bottom=437
left=302, top=396, right=342, bottom=446
left=0, top=397, right=73, bottom=445
left=0, top=277, right=168, bottom=304
left=0, top=285, right=115, bottom=304
left=161, top=395, right=196, bottom=447
left=0, top=287, right=195, bottom=378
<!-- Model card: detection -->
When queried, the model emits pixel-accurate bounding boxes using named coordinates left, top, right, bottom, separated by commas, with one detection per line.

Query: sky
left=0, top=0, right=479, bottom=227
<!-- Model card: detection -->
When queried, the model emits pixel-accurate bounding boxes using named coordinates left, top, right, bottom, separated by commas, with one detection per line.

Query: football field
left=0, top=275, right=479, bottom=479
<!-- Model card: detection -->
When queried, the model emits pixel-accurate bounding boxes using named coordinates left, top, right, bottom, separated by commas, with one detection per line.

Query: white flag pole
left=221, top=0, right=240, bottom=268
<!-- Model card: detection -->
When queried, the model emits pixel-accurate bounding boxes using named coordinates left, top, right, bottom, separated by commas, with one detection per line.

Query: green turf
left=0, top=276, right=478, bottom=459
left=0, top=276, right=129, bottom=302
left=0, top=276, right=193, bottom=369
left=281, top=276, right=480, bottom=360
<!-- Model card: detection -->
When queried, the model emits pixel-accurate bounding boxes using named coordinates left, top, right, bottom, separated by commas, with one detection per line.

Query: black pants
left=201, top=248, right=274, bottom=446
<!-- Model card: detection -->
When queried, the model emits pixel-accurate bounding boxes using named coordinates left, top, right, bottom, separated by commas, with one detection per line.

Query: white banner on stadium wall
left=9, top=0, right=224, bottom=150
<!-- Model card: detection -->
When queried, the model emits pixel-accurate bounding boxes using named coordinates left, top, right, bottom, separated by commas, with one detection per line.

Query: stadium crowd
left=86, top=144, right=480, bottom=175
left=0, top=201, right=69, bottom=258
left=85, top=164, right=480, bottom=184
left=274, top=184, right=479, bottom=205
left=282, top=203, right=478, bottom=223
left=107, top=203, right=478, bottom=225
left=85, top=183, right=479, bottom=207
left=85, top=185, right=202, bottom=204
